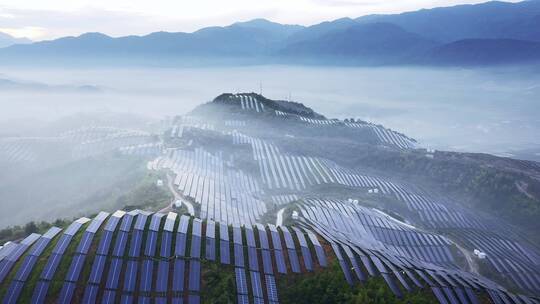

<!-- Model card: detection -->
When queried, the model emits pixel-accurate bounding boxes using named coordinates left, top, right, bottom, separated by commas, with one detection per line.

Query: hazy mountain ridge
left=0, top=32, right=31, bottom=48
left=1, top=1, right=539, bottom=66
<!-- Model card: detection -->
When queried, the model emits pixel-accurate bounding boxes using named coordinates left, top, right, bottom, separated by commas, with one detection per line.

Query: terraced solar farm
left=1, top=93, right=540, bottom=303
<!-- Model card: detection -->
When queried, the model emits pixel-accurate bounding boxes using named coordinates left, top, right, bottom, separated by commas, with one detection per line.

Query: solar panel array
left=0, top=211, right=331, bottom=304
left=297, top=198, right=540, bottom=304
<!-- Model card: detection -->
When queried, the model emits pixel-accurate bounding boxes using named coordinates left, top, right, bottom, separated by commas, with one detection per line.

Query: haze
left=1, top=65, right=539, bottom=160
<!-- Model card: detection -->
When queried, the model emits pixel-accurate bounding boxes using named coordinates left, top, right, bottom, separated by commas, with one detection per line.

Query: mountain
left=356, top=0, right=540, bottom=42
left=1, top=1, right=540, bottom=66
left=422, top=38, right=540, bottom=65
left=0, top=32, right=31, bottom=48
left=280, top=22, right=438, bottom=64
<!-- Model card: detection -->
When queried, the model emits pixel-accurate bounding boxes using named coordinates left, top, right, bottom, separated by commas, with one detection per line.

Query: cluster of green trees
left=278, top=260, right=436, bottom=304
left=0, top=219, right=69, bottom=245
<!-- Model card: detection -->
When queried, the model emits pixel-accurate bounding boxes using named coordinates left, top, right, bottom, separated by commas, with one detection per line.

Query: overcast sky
left=0, top=0, right=521, bottom=41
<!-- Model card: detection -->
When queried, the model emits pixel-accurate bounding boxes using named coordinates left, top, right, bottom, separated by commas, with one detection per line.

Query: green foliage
left=201, top=262, right=236, bottom=303
left=278, top=260, right=436, bottom=304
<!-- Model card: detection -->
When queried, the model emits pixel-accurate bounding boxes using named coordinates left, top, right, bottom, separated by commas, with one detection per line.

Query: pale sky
left=0, top=0, right=521, bottom=41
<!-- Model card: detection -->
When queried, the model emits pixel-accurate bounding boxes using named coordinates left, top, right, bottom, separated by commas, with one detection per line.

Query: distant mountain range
left=0, top=32, right=31, bottom=48
left=1, top=0, right=540, bottom=66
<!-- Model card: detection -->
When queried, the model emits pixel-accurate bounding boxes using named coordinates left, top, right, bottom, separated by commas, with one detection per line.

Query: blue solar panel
left=261, top=250, right=273, bottom=274
left=305, top=229, right=327, bottom=267
left=205, top=235, right=216, bottom=261
left=86, top=212, right=109, bottom=234
left=105, top=258, right=123, bottom=289
left=134, top=212, right=150, bottom=230
left=144, top=231, right=158, bottom=256
left=104, top=214, right=122, bottom=232
left=382, top=273, right=403, bottom=298
left=175, top=231, right=187, bottom=257
left=247, top=247, right=259, bottom=271
left=119, top=214, right=135, bottom=232
left=188, top=295, right=200, bottom=304
left=237, top=295, right=249, bottom=304
left=265, top=274, right=279, bottom=303
left=220, top=240, right=230, bottom=265
left=120, top=294, right=134, bottom=304
left=189, top=260, right=201, bottom=291
left=172, top=297, right=183, bottom=304
left=0, top=260, right=14, bottom=283
left=274, top=250, right=287, bottom=274
left=128, top=230, right=143, bottom=258
left=88, top=255, right=107, bottom=284
left=155, top=297, right=167, bottom=304
left=53, top=235, right=73, bottom=255
left=300, top=246, right=314, bottom=271
left=250, top=271, right=264, bottom=298
left=112, top=231, right=129, bottom=257
left=40, top=253, right=63, bottom=280
left=122, top=260, right=138, bottom=292
left=64, top=221, right=84, bottom=236
left=191, top=236, right=201, bottom=259
left=3, top=280, right=24, bottom=304
left=139, top=296, right=151, bottom=304
left=172, top=259, right=185, bottom=292
left=14, top=255, right=38, bottom=281
left=75, top=232, right=94, bottom=254
left=287, top=249, right=301, bottom=273
left=149, top=213, right=165, bottom=231
left=234, top=244, right=244, bottom=267
left=65, top=253, right=86, bottom=282
left=139, top=259, right=154, bottom=292
left=156, top=260, right=169, bottom=292
left=160, top=231, right=172, bottom=257
left=31, top=281, right=49, bottom=304
left=96, top=231, right=114, bottom=255
left=58, top=281, right=76, bottom=304
left=235, top=267, right=248, bottom=295
left=82, top=284, right=99, bottom=304
left=102, top=289, right=117, bottom=303
left=27, top=238, right=49, bottom=257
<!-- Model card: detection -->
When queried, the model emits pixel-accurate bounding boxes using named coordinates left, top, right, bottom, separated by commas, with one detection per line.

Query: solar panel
left=14, top=254, right=38, bottom=281
left=75, top=232, right=94, bottom=254
left=176, top=231, right=187, bottom=257
left=3, top=280, right=24, bottom=304
left=382, top=273, right=403, bottom=298
left=164, top=212, right=178, bottom=232
left=128, top=230, right=143, bottom=258
left=58, top=282, right=76, bottom=304
left=134, top=212, right=151, bottom=230
left=104, top=211, right=126, bottom=231
left=189, top=260, right=201, bottom=291
left=261, top=250, right=273, bottom=274
left=144, top=231, right=158, bottom=256
left=432, top=287, right=450, bottom=304
left=120, top=294, right=134, bottom=304
left=40, top=252, right=63, bottom=280
left=105, top=258, right=123, bottom=289
left=156, top=260, right=170, bottom=292
left=112, top=231, right=129, bottom=257
left=172, top=259, right=185, bottom=292
left=82, top=284, right=99, bottom=304
left=160, top=231, right=173, bottom=257
left=86, top=212, right=109, bottom=234
left=31, top=281, right=49, bottom=304
left=250, top=271, right=264, bottom=299
left=188, top=295, right=200, bottom=304
left=235, top=267, right=248, bottom=295
left=123, top=261, right=138, bottom=292
left=149, top=213, right=165, bottom=231
left=64, top=217, right=90, bottom=236
left=96, top=231, right=114, bottom=255
left=102, top=289, right=117, bottom=303
left=65, top=253, right=86, bottom=282
left=139, top=259, right=154, bottom=292
left=265, top=274, right=279, bottom=302
left=119, top=213, right=135, bottom=232
left=88, top=255, right=107, bottom=284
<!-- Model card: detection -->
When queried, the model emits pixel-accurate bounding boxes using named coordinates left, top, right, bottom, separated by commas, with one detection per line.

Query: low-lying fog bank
left=1, top=65, right=539, bottom=160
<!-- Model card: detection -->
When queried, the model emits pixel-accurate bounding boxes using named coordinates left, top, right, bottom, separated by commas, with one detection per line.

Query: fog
left=1, top=65, right=539, bottom=159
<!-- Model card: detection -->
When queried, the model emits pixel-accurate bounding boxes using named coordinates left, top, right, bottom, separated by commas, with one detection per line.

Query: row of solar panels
left=299, top=215, right=540, bottom=304
left=1, top=210, right=327, bottom=304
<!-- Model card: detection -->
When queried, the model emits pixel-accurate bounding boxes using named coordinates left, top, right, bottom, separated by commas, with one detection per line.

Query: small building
left=174, top=200, right=182, bottom=208
left=156, top=179, right=164, bottom=187
left=478, top=252, right=487, bottom=259
left=292, top=211, right=299, bottom=220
